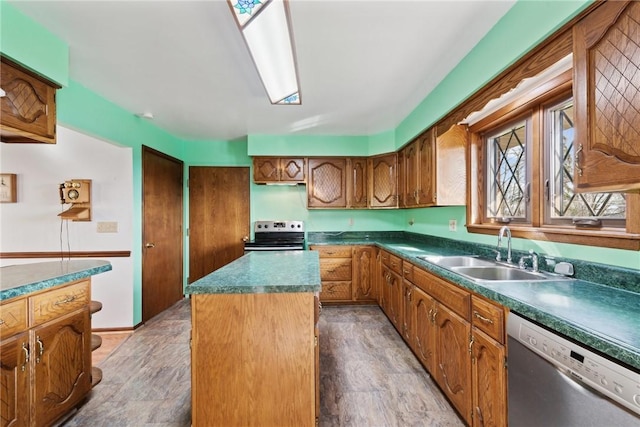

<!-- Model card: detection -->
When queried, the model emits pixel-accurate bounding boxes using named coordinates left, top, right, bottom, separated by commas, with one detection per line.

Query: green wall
left=3, top=0, right=637, bottom=328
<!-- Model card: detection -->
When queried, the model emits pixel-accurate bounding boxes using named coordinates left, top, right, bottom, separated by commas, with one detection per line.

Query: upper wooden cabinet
left=253, top=157, right=306, bottom=183
left=347, top=158, right=368, bottom=208
left=573, top=1, right=640, bottom=192
left=307, top=158, right=347, bottom=208
left=368, top=153, right=398, bottom=208
left=399, top=125, right=467, bottom=208
left=1, top=57, right=58, bottom=144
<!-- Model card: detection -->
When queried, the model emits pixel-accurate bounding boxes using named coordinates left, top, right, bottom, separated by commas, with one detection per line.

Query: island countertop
left=0, top=259, right=112, bottom=301
left=186, top=251, right=321, bottom=295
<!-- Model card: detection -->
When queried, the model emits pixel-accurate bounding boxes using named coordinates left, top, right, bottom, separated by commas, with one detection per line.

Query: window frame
left=466, top=70, right=640, bottom=250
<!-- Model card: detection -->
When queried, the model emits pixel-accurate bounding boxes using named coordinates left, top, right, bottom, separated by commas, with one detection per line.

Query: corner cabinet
left=0, top=57, right=58, bottom=144
left=399, top=125, right=467, bottom=207
left=573, top=1, right=640, bottom=192
left=253, top=157, right=306, bottom=183
left=310, top=245, right=377, bottom=303
left=0, top=280, right=93, bottom=427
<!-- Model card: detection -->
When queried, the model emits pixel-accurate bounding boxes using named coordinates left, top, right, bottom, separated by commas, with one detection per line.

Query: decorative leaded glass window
left=486, top=120, right=531, bottom=222
left=546, top=98, right=626, bottom=227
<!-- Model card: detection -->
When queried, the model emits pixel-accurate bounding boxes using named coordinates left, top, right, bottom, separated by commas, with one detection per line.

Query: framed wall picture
left=0, top=173, right=17, bottom=203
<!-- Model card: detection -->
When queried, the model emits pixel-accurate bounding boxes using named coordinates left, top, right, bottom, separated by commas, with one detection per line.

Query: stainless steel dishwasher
left=507, top=312, right=640, bottom=426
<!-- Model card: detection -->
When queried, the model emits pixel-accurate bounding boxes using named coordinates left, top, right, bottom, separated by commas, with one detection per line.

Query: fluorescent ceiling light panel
left=229, top=0, right=301, bottom=105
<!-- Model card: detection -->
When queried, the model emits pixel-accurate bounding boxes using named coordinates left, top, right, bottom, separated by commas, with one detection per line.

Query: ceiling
left=8, top=0, right=516, bottom=141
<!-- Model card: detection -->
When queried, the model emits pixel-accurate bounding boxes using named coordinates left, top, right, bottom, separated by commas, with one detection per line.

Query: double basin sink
left=416, top=255, right=572, bottom=283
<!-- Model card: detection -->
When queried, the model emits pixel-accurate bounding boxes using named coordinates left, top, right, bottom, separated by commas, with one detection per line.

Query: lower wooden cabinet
left=471, top=328, right=507, bottom=427
left=410, top=286, right=437, bottom=374
left=311, top=245, right=377, bottom=303
left=0, top=280, right=93, bottom=427
left=435, top=303, right=472, bottom=425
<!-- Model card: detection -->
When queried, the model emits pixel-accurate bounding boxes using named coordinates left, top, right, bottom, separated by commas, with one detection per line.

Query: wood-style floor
left=65, top=299, right=463, bottom=426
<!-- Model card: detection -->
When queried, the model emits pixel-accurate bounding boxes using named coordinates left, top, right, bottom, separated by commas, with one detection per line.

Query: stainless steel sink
left=416, top=255, right=497, bottom=268
left=451, top=266, right=549, bottom=282
left=416, top=255, right=572, bottom=283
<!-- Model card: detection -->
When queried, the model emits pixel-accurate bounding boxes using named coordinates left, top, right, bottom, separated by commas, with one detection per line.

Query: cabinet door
left=253, top=157, right=280, bottom=182
left=33, top=309, right=91, bottom=427
left=418, top=132, right=435, bottom=205
left=412, top=286, right=436, bottom=374
left=435, top=304, right=472, bottom=425
left=573, top=1, right=640, bottom=192
left=280, top=158, right=306, bottom=182
left=307, top=158, right=347, bottom=208
left=368, top=153, right=398, bottom=208
left=0, top=58, right=56, bottom=144
left=380, top=265, right=401, bottom=328
left=404, top=141, right=420, bottom=207
left=0, top=333, right=29, bottom=427
left=352, top=246, right=376, bottom=301
left=472, top=328, right=507, bottom=427
left=347, top=158, right=368, bottom=208
left=401, top=280, right=413, bottom=342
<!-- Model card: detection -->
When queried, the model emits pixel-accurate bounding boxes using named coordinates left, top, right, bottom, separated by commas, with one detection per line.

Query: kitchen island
left=186, top=251, right=321, bottom=427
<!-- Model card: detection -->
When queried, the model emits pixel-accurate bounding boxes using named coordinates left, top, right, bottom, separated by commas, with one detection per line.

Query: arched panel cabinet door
left=573, top=0, right=640, bottom=192
left=368, top=152, right=398, bottom=208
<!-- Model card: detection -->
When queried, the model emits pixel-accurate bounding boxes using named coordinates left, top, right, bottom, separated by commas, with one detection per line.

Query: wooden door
left=435, top=304, right=472, bottom=425
left=33, top=310, right=91, bottom=427
left=189, top=167, right=250, bottom=283
left=307, top=158, right=346, bottom=208
left=472, top=328, right=507, bottom=427
left=401, top=281, right=413, bottom=342
left=573, top=1, right=640, bottom=192
left=368, top=153, right=398, bottom=208
left=142, top=146, right=184, bottom=322
left=347, top=158, right=368, bottom=208
left=0, top=333, right=29, bottom=427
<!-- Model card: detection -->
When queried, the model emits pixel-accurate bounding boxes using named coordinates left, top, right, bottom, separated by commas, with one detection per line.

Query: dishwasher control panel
left=508, top=313, right=640, bottom=416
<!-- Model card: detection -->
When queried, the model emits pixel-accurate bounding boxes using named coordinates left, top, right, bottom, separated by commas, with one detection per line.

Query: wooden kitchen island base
left=191, top=292, right=317, bottom=427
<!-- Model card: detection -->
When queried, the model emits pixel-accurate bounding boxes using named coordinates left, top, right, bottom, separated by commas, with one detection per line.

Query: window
left=467, top=69, right=636, bottom=250
left=545, top=98, right=626, bottom=227
left=486, top=119, right=531, bottom=223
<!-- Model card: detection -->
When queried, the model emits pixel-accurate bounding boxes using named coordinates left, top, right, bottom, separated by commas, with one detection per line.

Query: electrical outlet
left=448, top=219, right=457, bottom=232
left=348, top=217, right=354, bottom=226
left=97, top=221, right=118, bottom=233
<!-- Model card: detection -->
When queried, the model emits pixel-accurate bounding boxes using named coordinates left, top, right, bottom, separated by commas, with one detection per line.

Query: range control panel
left=508, top=313, right=640, bottom=416
left=253, top=220, right=304, bottom=233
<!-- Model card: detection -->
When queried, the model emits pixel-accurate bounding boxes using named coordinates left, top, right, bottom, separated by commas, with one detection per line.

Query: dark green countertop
left=0, top=260, right=112, bottom=301
left=308, top=233, right=640, bottom=371
left=186, top=251, right=321, bottom=295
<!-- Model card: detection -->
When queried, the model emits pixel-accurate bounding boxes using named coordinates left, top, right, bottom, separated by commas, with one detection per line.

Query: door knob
left=145, top=243, right=155, bottom=248
left=242, top=236, right=249, bottom=242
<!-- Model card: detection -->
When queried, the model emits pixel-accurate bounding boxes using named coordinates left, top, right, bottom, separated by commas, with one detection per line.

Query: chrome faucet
left=518, top=249, right=540, bottom=272
left=496, top=226, right=512, bottom=264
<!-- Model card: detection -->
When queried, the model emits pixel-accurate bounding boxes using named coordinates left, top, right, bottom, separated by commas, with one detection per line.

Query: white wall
left=0, top=126, right=134, bottom=328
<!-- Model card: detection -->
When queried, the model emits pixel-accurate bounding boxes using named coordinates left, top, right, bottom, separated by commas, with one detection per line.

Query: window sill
left=466, top=224, right=640, bottom=251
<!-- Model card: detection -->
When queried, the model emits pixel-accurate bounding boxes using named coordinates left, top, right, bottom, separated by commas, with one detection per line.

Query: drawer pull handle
left=36, top=336, right=44, bottom=363
left=21, top=343, right=29, bottom=371
left=54, top=295, right=77, bottom=306
left=473, top=311, right=494, bottom=325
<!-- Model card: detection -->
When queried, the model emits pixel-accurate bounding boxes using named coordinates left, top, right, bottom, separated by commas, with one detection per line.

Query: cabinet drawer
left=0, top=298, right=28, bottom=340
left=472, top=296, right=505, bottom=343
left=413, top=268, right=470, bottom=320
left=402, top=261, right=414, bottom=282
left=320, top=258, right=352, bottom=281
left=31, top=280, right=90, bottom=326
left=380, top=251, right=402, bottom=275
left=311, top=245, right=352, bottom=258
left=320, top=281, right=352, bottom=301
